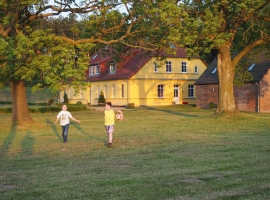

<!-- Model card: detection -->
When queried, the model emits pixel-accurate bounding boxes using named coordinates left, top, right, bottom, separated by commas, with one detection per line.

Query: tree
left=98, top=91, right=106, bottom=104
left=0, top=0, right=168, bottom=125
left=170, top=0, right=270, bottom=113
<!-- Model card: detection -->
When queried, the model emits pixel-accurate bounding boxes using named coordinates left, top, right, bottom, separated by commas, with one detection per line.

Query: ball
left=116, top=114, right=121, bottom=120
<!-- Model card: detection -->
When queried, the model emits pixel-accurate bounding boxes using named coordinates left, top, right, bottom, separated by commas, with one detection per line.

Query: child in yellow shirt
left=104, top=102, right=123, bottom=147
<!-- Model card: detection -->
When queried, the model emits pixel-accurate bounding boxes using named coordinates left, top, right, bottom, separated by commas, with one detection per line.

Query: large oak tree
left=171, top=0, right=270, bottom=113
left=0, top=0, right=170, bottom=125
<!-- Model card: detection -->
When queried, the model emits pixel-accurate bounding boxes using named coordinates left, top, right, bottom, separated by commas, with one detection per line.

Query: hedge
left=0, top=105, right=87, bottom=113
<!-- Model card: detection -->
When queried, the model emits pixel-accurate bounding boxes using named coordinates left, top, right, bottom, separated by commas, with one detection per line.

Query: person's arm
left=71, top=117, right=80, bottom=123
left=54, top=117, right=59, bottom=124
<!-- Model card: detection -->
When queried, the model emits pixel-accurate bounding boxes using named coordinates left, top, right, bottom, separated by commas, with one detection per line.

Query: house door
left=174, top=85, right=180, bottom=104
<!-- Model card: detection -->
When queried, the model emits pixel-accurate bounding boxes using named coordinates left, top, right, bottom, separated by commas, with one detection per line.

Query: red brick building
left=195, top=49, right=270, bottom=113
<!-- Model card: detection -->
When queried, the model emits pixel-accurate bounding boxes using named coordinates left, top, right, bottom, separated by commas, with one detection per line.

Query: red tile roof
left=86, top=47, right=198, bottom=82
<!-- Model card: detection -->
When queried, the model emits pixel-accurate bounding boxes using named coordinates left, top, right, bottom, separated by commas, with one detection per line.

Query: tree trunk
left=11, top=80, right=35, bottom=124
left=216, top=44, right=236, bottom=113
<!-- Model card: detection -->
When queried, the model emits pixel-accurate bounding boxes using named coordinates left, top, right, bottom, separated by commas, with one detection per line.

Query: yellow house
left=61, top=48, right=207, bottom=106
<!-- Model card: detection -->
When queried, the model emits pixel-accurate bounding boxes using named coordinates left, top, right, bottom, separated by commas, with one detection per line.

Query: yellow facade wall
left=63, top=56, right=206, bottom=107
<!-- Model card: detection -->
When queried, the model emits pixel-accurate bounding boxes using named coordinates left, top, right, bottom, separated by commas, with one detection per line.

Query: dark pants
left=62, top=124, right=69, bottom=142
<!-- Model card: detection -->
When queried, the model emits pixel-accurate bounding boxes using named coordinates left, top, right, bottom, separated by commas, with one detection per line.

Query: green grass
left=0, top=105, right=270, bottom=199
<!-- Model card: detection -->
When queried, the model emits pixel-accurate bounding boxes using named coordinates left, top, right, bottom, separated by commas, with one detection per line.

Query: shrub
left=48, top=98, right=54, bottom=106
left=63, top=92, right=69, bottom=103
left=76, top=101, right=82, bottom=105
left=209, top=102, right=215, bottom=109
left=98, top=91, right=106, bottom=104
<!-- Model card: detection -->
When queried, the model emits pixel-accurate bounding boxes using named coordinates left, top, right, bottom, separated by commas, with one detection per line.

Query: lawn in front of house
left=0, top=105, right=269, bottom=200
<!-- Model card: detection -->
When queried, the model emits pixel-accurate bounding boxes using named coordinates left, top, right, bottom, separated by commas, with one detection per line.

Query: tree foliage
left=167, top=0, right=270, bottom=113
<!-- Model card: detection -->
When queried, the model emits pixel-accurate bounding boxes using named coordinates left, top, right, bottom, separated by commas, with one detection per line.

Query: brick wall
left=196, top=83, right=260, bottom=112
left=260, top=69, right=270, bottom=113
left=234, top=83, right=258, bottom=112
left=196, top=84, right=219, bottom=109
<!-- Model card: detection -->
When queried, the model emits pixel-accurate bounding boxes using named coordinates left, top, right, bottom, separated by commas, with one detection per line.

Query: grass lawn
left=0, top=105, right=270, bottom=200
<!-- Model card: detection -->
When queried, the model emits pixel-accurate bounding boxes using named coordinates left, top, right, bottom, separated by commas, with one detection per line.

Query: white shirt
left=57, top=111, right=72, bottom=126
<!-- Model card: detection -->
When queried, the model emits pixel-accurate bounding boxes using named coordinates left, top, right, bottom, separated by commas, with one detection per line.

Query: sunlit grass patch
left=0, top=106, right=270, bottom=199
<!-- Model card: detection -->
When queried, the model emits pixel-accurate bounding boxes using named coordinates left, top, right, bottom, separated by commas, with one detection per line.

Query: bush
left=63, top=92, right=69, bottom=103
left=209, top=102, right=215, bottom=109
left=127, top=103, right=135, bottom=109
left=0, top=105, right=87, bottom=113
left=48, top=98, right=54, bottom=106
left=76, top=101, right=82, bottom=105
left=0, top=107, right=12, bottom=113
left=98, top=91, right=106, bottom=104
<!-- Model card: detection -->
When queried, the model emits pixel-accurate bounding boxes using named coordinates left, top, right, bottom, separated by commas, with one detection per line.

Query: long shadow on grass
left=46, top=119, right=62, bottom=141
left=0, top=124, right=16, bottom=160
left=72, top=123, right=103, bottom=142
left=21, top=132, right=35, bottom=156
left=145, top=106, right=198, bottom=118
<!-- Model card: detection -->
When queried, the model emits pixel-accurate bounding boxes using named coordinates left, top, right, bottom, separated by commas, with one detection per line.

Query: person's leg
left=108, top=132, right=113, bottom=144
left=61, top=126, right=65, bottom=141
left=63, top=124, right=69, bottom=142
left=108, top=125, right=114, bottom=147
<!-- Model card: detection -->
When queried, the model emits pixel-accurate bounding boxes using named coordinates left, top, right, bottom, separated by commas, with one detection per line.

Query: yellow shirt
left=104, top=109, right=115, bottom=125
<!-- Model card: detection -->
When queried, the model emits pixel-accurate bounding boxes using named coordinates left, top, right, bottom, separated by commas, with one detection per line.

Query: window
left=181, top=62, right=187, bottom=73
left=104, top=85, right=107, bottom=98
left=95, top=65, right=100, bottom=74
left=121, top=84, right=124, bottom=98
left=112, top=84, right=115, bottom=98
left=97, top=85, right=100, bottom=98
left=154, top=63, right=158, bottom=72
left=166, top=61, right=172, bottom=73
left=188, top=85, right=194, bottom=98
left=212, top=67, right=217, bottom=74
left=248, top=63, right=256, bottom=71
left=92, top=54, right=98, bottom=59
left=158, top=85, right=164, bottom=98
left=194, top=66, right=198, bottom=73
left=89, top=66, right=94, bottom=75
left=89, top=65, right=100, bottom=75
left=110, top=62, right=117, bottom=73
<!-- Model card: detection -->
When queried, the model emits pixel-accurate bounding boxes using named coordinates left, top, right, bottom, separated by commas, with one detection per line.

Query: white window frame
left=188, top=85, right=194, bottom=98
left=110, top=62, right=117, bottom=73
left=181, top=62, right=187, bottom=73
left=95, top=65, right=100, bottom=74
left=158, top=85, right=164, bottom=98
left=166, top=61, right=172, bottom=73
left=89, top=65, right=100, bottom=75
left=89, top=66, right=94, bottom=75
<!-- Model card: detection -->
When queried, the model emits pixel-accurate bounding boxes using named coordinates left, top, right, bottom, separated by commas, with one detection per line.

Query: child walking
left=55, top=104, right=80, bottom=142
left=104, top=102, right=123, bottom=148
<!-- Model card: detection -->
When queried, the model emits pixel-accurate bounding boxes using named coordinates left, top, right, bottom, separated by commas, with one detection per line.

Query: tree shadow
left=0, top=124, right=17, bottom=160
left=46, top=119, right=62, bottom=141
left=21, top=132, right=35, bottom=156
left=145, top=106, right=198, bottom=118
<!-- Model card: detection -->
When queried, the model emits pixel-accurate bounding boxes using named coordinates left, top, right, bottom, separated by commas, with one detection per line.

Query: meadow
left=0, top=105, right=270, bottom=200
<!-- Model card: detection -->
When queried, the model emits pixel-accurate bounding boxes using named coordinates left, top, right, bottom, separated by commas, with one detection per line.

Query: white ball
left=116, top=114, right=121, bottom=120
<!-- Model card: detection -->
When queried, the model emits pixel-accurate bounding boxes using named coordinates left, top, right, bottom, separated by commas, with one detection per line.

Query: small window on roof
left=248, top=63, right=255, bottom=71
left=212, top=67, right=217, bottom=74
left=92, top=54, right=98, bottom=59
